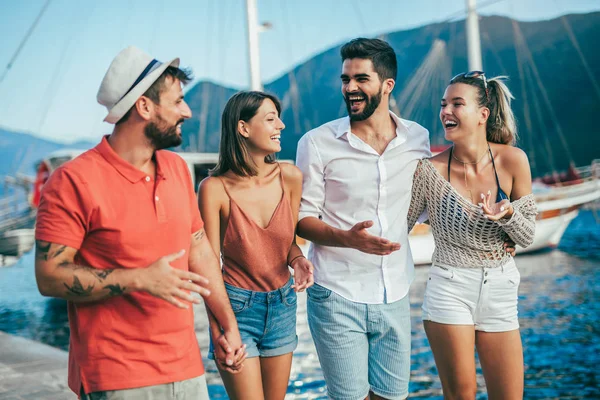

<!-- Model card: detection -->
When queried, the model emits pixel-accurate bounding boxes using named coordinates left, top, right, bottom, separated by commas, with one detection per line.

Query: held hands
left=213, top=330, right=247, bottom=374
left=344, top=220, right=401, bottom=255
left=479, top=190, right=514, bottom=221
left=141, top=250, right=211, bottom=309
left=291, top=257, right=314, bottom=292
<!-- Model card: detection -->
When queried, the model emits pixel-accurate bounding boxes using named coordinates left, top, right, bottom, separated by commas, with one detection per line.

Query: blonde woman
left=408, top=72, right=537, bottom=399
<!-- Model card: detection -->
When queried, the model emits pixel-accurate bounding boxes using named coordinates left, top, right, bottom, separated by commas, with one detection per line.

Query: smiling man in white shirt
left=296, top=38, right=431, bottom=400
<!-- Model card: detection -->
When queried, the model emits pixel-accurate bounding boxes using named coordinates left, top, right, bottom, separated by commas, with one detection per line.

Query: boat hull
left=0, top=229, right=35, bottom=258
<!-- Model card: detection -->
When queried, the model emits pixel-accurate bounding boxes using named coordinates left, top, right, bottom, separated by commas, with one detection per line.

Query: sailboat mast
left=245, top=0, right=263, bottom=90
left=465, top=0, right=483, bottom=71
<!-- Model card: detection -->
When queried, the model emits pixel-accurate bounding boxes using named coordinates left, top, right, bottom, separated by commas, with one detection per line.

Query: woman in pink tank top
left=198, top=91, right=314, bottom=399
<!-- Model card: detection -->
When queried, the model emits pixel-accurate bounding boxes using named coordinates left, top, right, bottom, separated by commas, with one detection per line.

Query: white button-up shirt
left=296, top=111, right=431, bottom=304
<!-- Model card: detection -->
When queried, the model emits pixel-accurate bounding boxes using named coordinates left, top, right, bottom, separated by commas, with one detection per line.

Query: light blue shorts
left=307, top=284, right=411, bottom=400
left=209, top=277, right=298, bottom=359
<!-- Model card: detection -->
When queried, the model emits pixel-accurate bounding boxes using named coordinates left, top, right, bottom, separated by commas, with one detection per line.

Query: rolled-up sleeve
left=296, top=134, right=325, bottom=221
left=35, top=168, right=89, bottom=249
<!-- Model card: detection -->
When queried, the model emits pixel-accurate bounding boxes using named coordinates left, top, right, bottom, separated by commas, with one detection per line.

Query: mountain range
left=181, top=12, right=600, bottom=178
left=2, top=13, right=599, bottom=180
left=0, top=127, right=93, bottom=177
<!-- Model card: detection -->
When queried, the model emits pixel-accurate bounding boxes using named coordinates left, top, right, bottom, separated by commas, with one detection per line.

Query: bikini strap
left=447, top=147, right=453, bottom=183
left=488, top=144, right=503, bottom=192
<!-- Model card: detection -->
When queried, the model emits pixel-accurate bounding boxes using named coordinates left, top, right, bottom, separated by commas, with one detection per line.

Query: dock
left=0, top=331, right=73, bottom=399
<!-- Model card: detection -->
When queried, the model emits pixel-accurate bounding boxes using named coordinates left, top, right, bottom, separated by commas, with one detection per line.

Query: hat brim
left=103, top=57, right=180, bottom=124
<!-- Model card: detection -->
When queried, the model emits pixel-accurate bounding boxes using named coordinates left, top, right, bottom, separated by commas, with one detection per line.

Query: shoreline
left=0, top=330, right=73, bottom=398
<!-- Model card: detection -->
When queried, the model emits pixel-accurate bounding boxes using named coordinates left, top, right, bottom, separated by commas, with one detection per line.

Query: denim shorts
left=423, top=259, right=520, bottom=332
left=307, top=284, right=411, bottom=400
left=209, top=277, right=298, bottom=359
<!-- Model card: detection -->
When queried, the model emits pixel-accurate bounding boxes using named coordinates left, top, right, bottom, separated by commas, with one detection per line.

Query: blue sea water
left=0, top=211, right=598, bottom=399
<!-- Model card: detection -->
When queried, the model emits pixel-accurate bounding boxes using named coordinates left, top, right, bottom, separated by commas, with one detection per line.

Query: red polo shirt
left=35, top=136, right=205, bottom=394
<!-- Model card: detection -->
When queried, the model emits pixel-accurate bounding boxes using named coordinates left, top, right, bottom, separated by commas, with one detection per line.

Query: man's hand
left=140, top=250, right=211, bottom=309
left=504, top=239, right=517, bottom=257
left=213, top=330, right=247, bottom=374
left=291, top=257, right=314, bottom=292
left=342, top=221, right=401, bottom=255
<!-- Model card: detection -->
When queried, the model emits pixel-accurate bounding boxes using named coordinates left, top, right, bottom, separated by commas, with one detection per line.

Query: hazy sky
left=1, top=0, right=599, bottom=142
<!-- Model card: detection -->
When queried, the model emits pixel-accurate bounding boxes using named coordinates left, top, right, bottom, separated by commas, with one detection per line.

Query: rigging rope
left=36, top=4, right=89, bottom=136
left=397, top=40, right=447, bottom=120
left=524, top=60, right=558, bottom=176
left=148, top=0, right=166, bottom=53
left=511, top=21, right=574, bottom=164
left=556, top=11, right=600, bottom=104
left=442, top=0, right=507, bottom=22
left=351, top=0, right=368, bottom=33
left=280, top=0, right=303, bottom=135
left=118, top=0, right=135, bottom=49
left=512, top=20, right=537, bottom=176
left=0, top=0, right=52, bottom=87
left=195, top=0, right=217, bottom=152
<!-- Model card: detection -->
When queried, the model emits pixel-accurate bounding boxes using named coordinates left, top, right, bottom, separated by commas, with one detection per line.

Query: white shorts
left=422, top=259, right=520, bottom=332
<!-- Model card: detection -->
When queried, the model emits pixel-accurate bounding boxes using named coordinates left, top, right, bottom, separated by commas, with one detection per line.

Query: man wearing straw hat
left=34, top=46, right=245, bottom=399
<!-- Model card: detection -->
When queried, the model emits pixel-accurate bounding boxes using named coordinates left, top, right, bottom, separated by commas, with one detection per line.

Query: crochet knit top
left=407, top=159, right=537, bottom=268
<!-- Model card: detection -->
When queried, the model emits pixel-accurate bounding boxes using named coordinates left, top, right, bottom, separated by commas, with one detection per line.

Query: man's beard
left=144, top=116, right=183, bottom=150
left=345, top=88, right=383, bottom=122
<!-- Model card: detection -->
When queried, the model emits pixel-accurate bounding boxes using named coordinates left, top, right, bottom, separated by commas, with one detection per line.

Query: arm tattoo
left=35, top=240, right=51, bottom=261
left=104, top=284, right=126, bottom=297
left=64, top=276, right=94, bottom=297
left=38, top=240, right=122, bottom=298
left=95, top=269, right=114, bottom=281
left=57, top=261, right=114, bottom=282
left=193, top=230, right=205, bottom=241
left=36, top=241, right=68, bottom=261
left=50, top=245, right=67, bottom=259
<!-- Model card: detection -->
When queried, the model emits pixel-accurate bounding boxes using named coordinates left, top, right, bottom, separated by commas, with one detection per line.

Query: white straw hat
left=97, top=46, right=180, bottom=124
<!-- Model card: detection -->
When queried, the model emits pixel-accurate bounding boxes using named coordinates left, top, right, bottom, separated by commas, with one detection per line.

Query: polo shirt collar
left=95, top=135, right=165, bottom=183
left=154, top=151, right=167, bottom=180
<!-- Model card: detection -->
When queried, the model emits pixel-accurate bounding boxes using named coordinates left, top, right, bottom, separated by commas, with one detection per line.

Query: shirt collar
left=334, top=110, right=409, bottom=142
left=94, top=135, right=166, bottom=183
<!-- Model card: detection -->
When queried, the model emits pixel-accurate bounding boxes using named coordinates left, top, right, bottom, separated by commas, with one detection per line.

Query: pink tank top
left=220, top=164, right=295, bottom=291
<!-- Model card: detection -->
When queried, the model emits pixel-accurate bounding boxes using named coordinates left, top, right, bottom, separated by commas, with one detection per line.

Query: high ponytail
left=486, top=77, right=517, bottom=145
left=449, top=74, right=518, bottom=145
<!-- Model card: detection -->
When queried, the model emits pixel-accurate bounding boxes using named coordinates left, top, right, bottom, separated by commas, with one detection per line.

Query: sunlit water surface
left=1, top=211, right=598, bottom=399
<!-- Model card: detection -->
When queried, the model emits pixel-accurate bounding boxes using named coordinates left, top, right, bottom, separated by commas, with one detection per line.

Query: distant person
left=198, top=91, right=314, bottom=399
left=295, top=37, right=430, bottom=400
left=34, top=46, right=245, bottom=399
left=407, top=72, right=537, bottom=399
